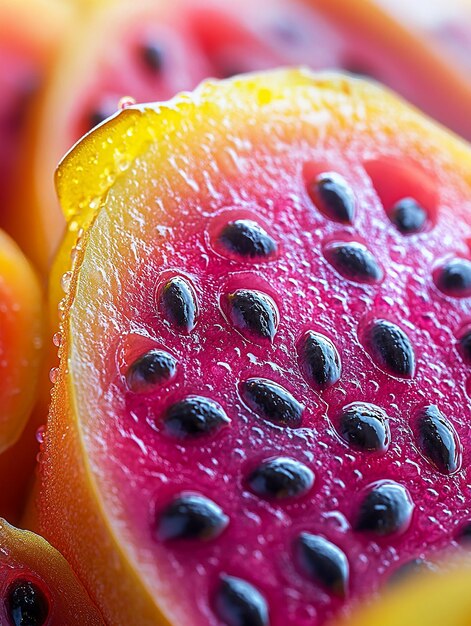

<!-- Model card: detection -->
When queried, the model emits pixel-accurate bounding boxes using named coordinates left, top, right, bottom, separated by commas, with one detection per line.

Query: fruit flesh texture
left=0, top=0, right=71, bottom=229
left=16, top=0, right=471, bottom=275
left=41, top=70, right=471, bottom=626
left=0, top=519, right=104, bottom=625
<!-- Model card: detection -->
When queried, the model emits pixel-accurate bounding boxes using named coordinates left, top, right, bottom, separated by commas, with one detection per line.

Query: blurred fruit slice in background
left=376, top=0, right=471, bottom=75
left=0, top=0, right=71, bottom=232
left=13, top=0, right=471, bottom=276
left=0, top=230, right=43, bottom=522
left=0, top=519, right=104, bottom=625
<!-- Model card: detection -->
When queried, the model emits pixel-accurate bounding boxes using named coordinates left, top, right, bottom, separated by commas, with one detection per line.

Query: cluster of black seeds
left=121, top=173, right=471, bottom=626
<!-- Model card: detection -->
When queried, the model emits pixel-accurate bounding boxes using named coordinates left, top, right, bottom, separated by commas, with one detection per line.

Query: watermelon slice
left=0, top=519, right=104, bottom=625
left=40, top=69, right=471, bottom=626
left=13, top=0, right=471, bottom=275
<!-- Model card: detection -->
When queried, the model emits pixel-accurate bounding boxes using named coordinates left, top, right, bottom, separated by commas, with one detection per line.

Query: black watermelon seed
left=247, top=457, right=314, bottom=500
left=126, top=349, right=177, bottom=393
left=219, top=220, right=277, bottom=259
left=355, top=481, right=413, bottom=536
left=459, top=330, right=471, bottom=362
left=158, top=276, right=197, bottom=332
left=389, top=197, right=427, bottom=234
left=140, top=42, right=164, bottom=73
left=337, top=403, right=390, bottom=452
left=324, top=241, right=382, bottom=284
left=215, top=575, right=269, bottom=626
left=415, top=405, right=461, bottom=475
left=88, top=108, right=110, bottom=130
left=295, top=533, right=349, bottom=597
left=156, top=494, right=228, bottom=541
left=434, top=258, right=471, bottom=297
left=163, top=396, right=230, bottom=439
left=226, top=290, right=278, bottom=341
left=456, top=520, right=471, bottom=543
left=298, top=331, right=341, bottom=389
left=364, top=319, right=415, bottom=378
left=241, top=379, right=303, bottom=428
left=6, top=579, right=49, bottom=626
left=389, top=558, right=435, bottom=585
left=308, top=173, right=355, bottom=223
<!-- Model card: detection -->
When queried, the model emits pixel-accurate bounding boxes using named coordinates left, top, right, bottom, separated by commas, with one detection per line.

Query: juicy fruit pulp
left=0, top=519, right=103, bottom=625
left=42, top=70, right=471, bottom=626
left=15, top=0, right=471, bottom=273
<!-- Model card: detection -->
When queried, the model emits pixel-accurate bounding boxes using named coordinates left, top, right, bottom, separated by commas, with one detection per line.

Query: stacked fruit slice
left=39, top=69, right=471, bottom=625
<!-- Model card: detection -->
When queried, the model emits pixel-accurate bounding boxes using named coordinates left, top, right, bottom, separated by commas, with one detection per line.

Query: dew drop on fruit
left=60, top=270, right=73, bottom=293
left=49, top=368, right=59, bottom=384
left=35, top=425, right=45, bottom=445
left=52, top=332, right=62, bottom=348
left=214, top=575, right=269, bottom=626
left=295, top=533, right=349, bottom=597
left=6, top=579, right=49, bottom=626
left=118, top=96, right=136, bottom=110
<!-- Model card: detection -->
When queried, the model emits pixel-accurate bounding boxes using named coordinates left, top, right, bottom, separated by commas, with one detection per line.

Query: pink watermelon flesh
left=77, top=122, right=471, bottom=626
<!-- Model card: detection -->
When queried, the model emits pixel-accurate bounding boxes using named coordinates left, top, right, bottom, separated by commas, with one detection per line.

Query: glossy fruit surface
left=41, top=69, right=471, bottom=626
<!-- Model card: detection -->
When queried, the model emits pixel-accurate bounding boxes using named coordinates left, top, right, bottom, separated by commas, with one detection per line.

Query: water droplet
left=52, top=332, right=62, bottom=348
left=49, top=367, right=59, bottom=384
left=61, top=271, right=73, bottom=293
left=36, top=425, right=45, bottom=444
left=119, top=96, right=136, bottom=110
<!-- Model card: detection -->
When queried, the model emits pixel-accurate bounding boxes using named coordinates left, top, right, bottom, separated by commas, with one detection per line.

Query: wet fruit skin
left=14, top=0, right=471, bottom=275
left=40, top=70, right=471, bottom=626
left=0, top=519, right=104, bottom=625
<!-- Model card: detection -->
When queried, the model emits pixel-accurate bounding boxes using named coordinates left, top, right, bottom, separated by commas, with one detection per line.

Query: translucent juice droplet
left=119, top=96, right=136, bottom=110
left=52, top=332, right=62, bottom=347
left=49, top=367, right=59, bottom=384
left=36, top=425, right=46, bottom=444
left=61, top=271, right=73, bottom=293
